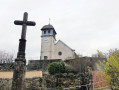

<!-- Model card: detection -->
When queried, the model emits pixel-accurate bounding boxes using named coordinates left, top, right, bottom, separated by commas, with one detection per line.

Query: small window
left=48, top=30, right=50, bottom=33
left=58, top=52, right=62, bottom=56
left=44, top=56, right=48, bottom=60
left=44, top=31, right=46, bottom=34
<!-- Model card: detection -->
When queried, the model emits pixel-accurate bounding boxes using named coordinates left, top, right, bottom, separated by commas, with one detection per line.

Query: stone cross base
left=12, top=58, right=26, bottom=90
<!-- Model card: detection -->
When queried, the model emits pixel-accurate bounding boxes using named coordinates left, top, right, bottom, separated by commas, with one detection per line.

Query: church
left=40, top=24, right=76, bottom=60
left=27, top=24, right=76, bottom=70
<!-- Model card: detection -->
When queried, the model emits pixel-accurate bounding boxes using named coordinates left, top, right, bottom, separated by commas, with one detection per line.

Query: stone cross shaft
left=14, top=12, right=36, bottom=58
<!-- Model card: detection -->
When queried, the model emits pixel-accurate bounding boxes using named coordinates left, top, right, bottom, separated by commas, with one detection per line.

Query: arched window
left=48, top=30, right=50, bottom=33
left=44, top=31, right=46, bottom=34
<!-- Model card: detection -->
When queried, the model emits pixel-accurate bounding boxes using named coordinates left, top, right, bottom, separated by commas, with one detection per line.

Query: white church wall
left=41, top=36, right=55, bottom=60
left=54, top=40, right=75, bottom=60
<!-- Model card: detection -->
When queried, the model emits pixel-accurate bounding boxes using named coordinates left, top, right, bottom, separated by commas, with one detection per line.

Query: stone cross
left=14, top=12, right=36, bottom=59
left=11, top=12, right=36, bottom=90
left=14, top=12, right=35, bottom=39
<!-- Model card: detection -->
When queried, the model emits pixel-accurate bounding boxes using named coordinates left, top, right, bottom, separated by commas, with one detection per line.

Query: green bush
left=70, top=88, right=76, bottom=90
left=65, top=65, right=77, bottom=74
left=48, top=62, right=65, bottom=75
left=59, top=86, right=64, bottom=90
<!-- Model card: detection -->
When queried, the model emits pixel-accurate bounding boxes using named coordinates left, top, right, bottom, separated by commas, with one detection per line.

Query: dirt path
left=0, top=70, right=42, bottom=78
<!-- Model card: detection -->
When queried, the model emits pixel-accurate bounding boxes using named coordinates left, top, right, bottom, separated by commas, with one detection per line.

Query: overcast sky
left=0, top=0, right=119, bottom=60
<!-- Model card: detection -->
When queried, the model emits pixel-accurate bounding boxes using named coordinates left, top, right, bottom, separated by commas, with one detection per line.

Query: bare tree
left=0, top=50, right=14, bottom=63
left=0, top=50, right=14, bottom=70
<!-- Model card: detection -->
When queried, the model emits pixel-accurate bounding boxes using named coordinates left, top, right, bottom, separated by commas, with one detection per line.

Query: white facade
left=54, top=40, right=75, bottom=60
left=41, top=36, right=55, bottom=60
left=40, top=24, right=76, bottom=60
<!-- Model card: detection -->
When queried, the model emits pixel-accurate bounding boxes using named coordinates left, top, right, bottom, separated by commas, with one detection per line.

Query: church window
left=44, top=56, right=48, bottom=60
left=48, top=30, right=50, bottom=33
left=44, top=31, right=46, bottom=34
left=58, top=52, right=62, bottom=56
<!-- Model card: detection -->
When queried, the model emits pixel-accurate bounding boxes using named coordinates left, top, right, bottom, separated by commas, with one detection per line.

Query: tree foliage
left=96, top=49, right=119, bottom=89
left=48, top=62, right=65, bottom=75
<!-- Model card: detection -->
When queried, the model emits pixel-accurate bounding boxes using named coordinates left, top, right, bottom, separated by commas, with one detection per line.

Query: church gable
left=55, top=40, right=75, bottom=51
left=54, top=40, right=75, bottom=60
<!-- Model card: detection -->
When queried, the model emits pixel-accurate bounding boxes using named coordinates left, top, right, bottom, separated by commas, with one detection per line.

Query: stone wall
left=27, top=59, right=61, bottom=70
left=0, top=77, right=42, bottom=90
left=0, top=78, right=12, bottom=90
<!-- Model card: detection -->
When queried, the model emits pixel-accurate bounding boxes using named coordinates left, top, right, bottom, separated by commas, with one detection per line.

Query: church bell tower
left=40, top=24, right=57, bottom=60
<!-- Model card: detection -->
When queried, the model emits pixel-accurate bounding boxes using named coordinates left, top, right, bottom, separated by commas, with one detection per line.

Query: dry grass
left=0, top=70, right=42, bottom=78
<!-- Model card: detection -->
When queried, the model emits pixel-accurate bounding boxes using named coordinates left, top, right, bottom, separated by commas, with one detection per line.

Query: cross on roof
left=14, top=12, right=36, bottom=39
left=49, top=18, right=50, bottom=25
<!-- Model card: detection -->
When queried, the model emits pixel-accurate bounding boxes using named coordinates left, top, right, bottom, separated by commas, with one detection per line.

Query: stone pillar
left=11, top=59, right=26, bottom=90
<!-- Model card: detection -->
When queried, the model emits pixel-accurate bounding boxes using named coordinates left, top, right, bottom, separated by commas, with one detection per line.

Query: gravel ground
left=0, top=70, right=42, bottom=78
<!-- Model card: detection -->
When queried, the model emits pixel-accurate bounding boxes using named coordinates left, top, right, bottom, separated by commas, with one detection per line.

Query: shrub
left=48, top=62, right=65, bottom=75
